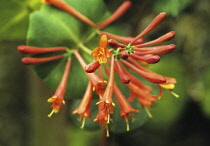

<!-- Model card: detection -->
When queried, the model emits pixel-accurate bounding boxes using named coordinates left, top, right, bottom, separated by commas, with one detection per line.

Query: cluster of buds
left=18, top=0, right=179, bottom=137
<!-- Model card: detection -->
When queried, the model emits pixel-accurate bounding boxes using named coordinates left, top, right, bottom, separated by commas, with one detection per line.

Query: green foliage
left=202, top=68, right=210, bottom=118
left=146, top=56, right=187, bottom=128
left=153, top=0, right=193, bottom=17
left=27, top=0, right=152, bottom=132
left=27, top=0, right=108, bottom=99
left=0, top=0, right=40, bottom=40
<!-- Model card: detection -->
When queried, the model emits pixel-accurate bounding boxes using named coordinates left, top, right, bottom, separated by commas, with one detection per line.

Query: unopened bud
left=131, top=54, right=160, bottom=64
left=108, top=39, right=126, bottom=48
left=85, top=61, right=100, bottom=73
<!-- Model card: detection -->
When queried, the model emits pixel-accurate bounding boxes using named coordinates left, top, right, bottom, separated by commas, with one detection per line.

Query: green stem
left=78, top=43, right=92, bottom=54
left=66, top=49, right=74, bottom=59
left=83, top=30, right=100, bottom=44
left=76, top=30, right=101, bottom=55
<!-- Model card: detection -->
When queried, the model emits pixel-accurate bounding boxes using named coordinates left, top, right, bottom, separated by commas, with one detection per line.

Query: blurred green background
left=1, top=0, right=210, bottom=146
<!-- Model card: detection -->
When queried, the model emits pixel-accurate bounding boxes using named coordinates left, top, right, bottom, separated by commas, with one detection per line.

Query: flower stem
left=83, top=30, right=100, bottom=44
left=78, top=43, right=92, bottom=54
left=145, top=107, right=153, bottom=118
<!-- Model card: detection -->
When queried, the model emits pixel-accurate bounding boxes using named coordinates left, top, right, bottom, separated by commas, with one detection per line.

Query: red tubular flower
left=114, top=60, right=130, bottom=84
left=159, top=77, right=179, bottom=98
left=101, top=31, right=144, bottom=45
left=73, top=49, right=107, bottom=98
left=128, top=57, right=179, bottom=98
left=126, top=81, right=156, bottom=118
left=72, top=82, right=93, bottom=129
left=85, top=60, right=100, bottom=73
left=160, top=77, right=177, bottom=89
left=130, top=54, right=160, bottom=64
left=121, top=66, right=152, bottom=92
left=134, top=31, right=176, bottom=48
left=108, top=39, right=126, bottom=49
left=93, top=80, right=107, bottom=98
left=121, top=59, right=166, bottom=84
left=98, top=55, right=115, bottom=119
left=127, top=57, right=179, bottom=99
left=48, top=59, right=71, bottom=117
left=127, top=81, right=157, bottom=107
left=44, top=0, right=96, bottom=27
left=133, top=44, right=176, bottom=55
left=94, top=102, right=112, bottom=137
left=91, top=35, right=111, bottom=64
left=97, top=1, right=132, bottom=30
left=127, top=57, right=150, bottom=72
left=114, top=83, right=140, bottom=131
left=130, top=12, right=167, bottom=45
left=17, top=45, right=67, bottom=55
left=21, top=54, right=64, bottom=65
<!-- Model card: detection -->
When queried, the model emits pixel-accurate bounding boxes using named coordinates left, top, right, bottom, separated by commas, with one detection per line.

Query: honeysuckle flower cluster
left=18, top=0, right=179, bottom=137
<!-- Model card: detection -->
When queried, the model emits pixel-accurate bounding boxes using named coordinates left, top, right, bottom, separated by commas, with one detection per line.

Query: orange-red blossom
left=48, top=59, right=71, bottom=117
left=91, top=35, right=111, bottom=64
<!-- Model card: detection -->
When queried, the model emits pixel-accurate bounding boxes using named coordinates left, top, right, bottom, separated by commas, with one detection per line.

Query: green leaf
left=109, top=98, right=149, bottom=133
left=0, top=0, right=40, bottom=40
left=27, top=0, right=110, bottom=99
left=153, top=0, right=193, bottom=17
left=145, top=56, right=187, bottom=129
left=201, top=68, right=210, bottom=118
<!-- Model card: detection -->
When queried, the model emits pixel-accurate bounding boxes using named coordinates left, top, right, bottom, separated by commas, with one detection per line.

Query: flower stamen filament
left=107, top=113, right=110, bottom=124
left=125, top=117, right=130, bottom=131
left=80, top=117, right=86, bottom=129
left=170, top=91, right=179, bottom=98
left=48, top=109, right=56, bottom=118
left=106, top=126, right=110, bottom=137
left=145, top=107, right=153, bottom=118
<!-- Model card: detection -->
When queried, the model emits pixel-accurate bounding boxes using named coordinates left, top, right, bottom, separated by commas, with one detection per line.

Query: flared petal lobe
left=91, top=35, right=111, bottom=64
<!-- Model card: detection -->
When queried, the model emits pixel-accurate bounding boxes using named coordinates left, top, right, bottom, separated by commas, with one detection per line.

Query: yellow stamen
left=99, top=94, right=103, bottom=99
left=107, top=114, right=110, bottom=124
left=125, top=117, right=130, bottom=131
left=93, top=87, right=96, bottom=91
left=145, top=107, right=153, bottom=118
left=80, top=117, right=86, bottom=129
left=98, top=80, right=106, bottom=83
left=48, top=109, right=55, bottom=118
left=41, top=0, right=47, bottom=4
left=160, top=84, right=175, bottom=90
left=170, top=91, right=179, bottom=98
left=106, top=127, right=110, bottom=137
left=47, top=96, right=57, bottom=102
